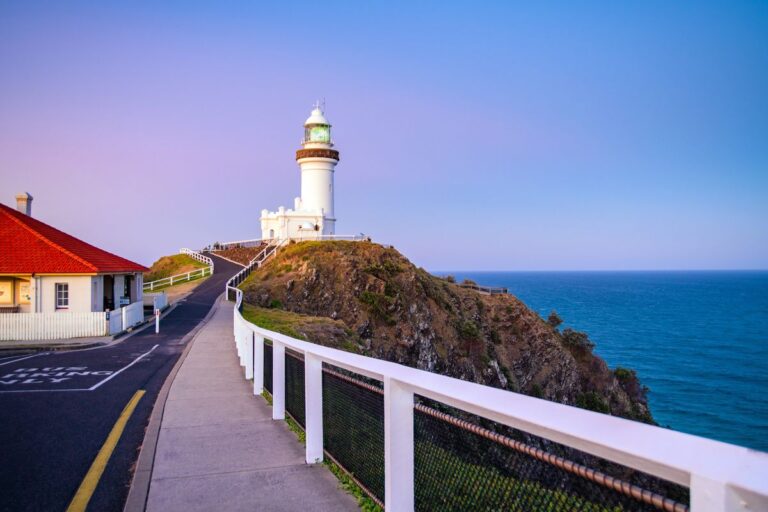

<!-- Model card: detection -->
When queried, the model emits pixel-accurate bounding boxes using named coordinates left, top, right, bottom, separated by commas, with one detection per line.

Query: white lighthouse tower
left=261, top=104, right=340, bottom=240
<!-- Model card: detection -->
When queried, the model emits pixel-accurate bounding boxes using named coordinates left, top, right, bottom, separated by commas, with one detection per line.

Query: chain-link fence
left=285, top=350, right=306, bottom=427
left=262, top=342, right=689, bottom=511
left=264, top=342, right=273, bottom=394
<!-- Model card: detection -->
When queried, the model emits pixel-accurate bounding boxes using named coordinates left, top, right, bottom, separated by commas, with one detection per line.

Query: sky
left=1, top=1, right=766, bottom=270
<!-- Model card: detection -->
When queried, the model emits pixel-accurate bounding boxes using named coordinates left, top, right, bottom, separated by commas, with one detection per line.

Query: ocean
left=435, top=270, right=768, bottom=452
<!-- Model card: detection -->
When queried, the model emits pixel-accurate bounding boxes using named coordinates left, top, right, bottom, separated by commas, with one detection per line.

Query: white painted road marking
left=0, top=345, right=159, bottom=393
left=0, top=353, right=45, bottom=367
left=88, top=345, right=158, bottom=391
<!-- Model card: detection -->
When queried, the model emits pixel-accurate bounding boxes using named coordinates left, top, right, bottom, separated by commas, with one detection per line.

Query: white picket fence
left=0, top=312, right=107, bottom=341
left=121, top=301, right=144, bottom=331
left=107, top=309, right=122, bottom=335
left=0, top=300, right=150, bottom=341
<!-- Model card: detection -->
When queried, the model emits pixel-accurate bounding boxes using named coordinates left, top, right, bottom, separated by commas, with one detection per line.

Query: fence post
left=690, top=474, right=758, bottom=511
left=384, top=376, right=414, bottom=511
left=272, top=341, right=285, bottom=420
left=304, top=353, right=323, bottom=464
left=253, top=333, right=264, bottom=395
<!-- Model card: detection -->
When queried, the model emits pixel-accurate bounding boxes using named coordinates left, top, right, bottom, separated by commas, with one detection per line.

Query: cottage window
left=55, top=283, right=69, bottom=309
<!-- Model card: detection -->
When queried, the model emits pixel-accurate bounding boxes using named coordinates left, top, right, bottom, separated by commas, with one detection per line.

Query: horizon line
left=430, top=268, right=768, bottom=273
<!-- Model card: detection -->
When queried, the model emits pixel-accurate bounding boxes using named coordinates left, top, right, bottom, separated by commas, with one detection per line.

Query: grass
left=413, top=440, right=623, bottom=512
left=260, top=384, right=622, bottom=512
left=260, top=390, right=383, bottom=512
left=144, top=254, right=207, bottom=282
left=240, top=303, right=363, bottom=354
left=143, top=272, right=209, bottom=292
left=241, top=303, right=308, bottom=340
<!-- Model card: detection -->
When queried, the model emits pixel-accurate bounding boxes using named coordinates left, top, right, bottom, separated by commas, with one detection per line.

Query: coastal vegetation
left=239, top=240, right=653, bottom=423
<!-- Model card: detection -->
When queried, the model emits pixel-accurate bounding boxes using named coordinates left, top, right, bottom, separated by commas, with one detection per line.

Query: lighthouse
left=261, top=104, right=340, bottom=240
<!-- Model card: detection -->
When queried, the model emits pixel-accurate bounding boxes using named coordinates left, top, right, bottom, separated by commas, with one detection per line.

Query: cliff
left=241, top=240, right=652, bottom=423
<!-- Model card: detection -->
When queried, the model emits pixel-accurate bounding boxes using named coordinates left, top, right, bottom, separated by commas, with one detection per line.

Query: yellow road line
left=66, top=390, right=146, bottom=512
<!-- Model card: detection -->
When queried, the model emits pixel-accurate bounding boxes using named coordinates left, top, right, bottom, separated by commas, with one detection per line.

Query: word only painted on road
left=0, top=368, right=114, bottom=386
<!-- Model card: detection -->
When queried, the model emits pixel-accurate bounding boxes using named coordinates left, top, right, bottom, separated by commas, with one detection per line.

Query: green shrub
left=561, top=328, right=595, bottom=351
left=546, top=310, right=563, bottom=329
left=360, top=291, right=396, bottom=325
left=576, top=392, right=610, bottom=414
left=458, top=320, right=481, bottom=341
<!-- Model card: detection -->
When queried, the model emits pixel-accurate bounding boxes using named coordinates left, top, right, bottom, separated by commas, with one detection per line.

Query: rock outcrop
left=242, top=241, right=652, bottom=423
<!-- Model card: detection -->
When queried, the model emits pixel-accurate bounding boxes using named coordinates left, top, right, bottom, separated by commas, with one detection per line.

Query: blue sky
left=1, top=1, right=766, bottom=270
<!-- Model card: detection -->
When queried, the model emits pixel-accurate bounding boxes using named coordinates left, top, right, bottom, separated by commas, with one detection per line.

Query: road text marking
left=0, top=345, right=159, bottom=393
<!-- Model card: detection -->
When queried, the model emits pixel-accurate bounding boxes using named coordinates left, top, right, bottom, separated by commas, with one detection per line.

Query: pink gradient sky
left=1, top=2, right=766, bottom=270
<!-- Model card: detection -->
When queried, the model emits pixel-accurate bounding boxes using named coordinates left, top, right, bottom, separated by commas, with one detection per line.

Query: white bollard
left=155, top=309, right=160, bottom=333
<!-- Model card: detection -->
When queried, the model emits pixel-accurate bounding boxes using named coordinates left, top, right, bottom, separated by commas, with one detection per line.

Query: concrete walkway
left=146, top=299, right=358, bottom=512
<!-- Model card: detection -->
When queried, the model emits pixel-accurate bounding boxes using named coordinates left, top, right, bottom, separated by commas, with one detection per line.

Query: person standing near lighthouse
left=261, top=103, right=341, bottom=240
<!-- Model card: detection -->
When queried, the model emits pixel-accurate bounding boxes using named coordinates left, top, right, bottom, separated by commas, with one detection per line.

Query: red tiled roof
left=0, top=203, right=148, bottom=274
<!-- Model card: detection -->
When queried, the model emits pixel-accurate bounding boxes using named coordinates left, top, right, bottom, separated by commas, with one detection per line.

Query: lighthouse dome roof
left=305, top=107, right=330, bottom=126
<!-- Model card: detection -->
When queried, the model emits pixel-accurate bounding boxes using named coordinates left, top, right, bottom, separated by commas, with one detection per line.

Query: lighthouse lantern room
left=261, top=104, right=340, bottom=241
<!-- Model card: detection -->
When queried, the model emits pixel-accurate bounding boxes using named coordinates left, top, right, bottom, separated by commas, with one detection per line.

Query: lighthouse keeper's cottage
left=0, top=194, right=148, bottom=340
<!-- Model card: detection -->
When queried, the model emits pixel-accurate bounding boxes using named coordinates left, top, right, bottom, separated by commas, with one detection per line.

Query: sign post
left=155, top=309, right=160, bottom=334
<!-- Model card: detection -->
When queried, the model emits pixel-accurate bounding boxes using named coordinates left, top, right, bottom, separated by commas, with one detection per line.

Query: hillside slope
left=241, top=241, right=652, bottom=422
left=145, top=254, right=207, bottom=282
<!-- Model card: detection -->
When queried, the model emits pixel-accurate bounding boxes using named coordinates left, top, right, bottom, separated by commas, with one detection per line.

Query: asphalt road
left=0, top=254, right=241, bottom=512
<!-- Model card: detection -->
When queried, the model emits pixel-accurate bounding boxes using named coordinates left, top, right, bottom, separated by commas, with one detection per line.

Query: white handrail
left=180, top=248, right=215, bottom=269
left=143, top=266, right=213, bottom=291
left=224, top=238, right=288, bottom=296
left=208, top=238, right=264, bottom=250
left=228, top=286, right=768, bottom=511
left=143, top=249, right=215, bottom=291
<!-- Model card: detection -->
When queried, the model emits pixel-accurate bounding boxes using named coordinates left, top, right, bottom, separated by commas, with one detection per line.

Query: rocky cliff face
left=242, top=241, right=652, bottom=423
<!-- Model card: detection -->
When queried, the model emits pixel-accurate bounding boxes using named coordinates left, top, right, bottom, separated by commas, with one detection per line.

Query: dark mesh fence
left=413, top=396, right=689, bottom=512
left=258, top=336, right=688, bottom=512
left=263, top=342, right=273, bottom=394
left=285, top=350, right=306, bottom=427
left=322, top=365, right=385, bottom=504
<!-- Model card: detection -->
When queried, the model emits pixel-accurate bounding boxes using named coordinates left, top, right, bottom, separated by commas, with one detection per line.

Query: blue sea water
left=435, top=271, right=768, bottom=452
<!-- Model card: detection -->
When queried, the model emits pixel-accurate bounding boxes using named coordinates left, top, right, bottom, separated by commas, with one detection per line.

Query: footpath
left=142, top=298, right=358, bottom=512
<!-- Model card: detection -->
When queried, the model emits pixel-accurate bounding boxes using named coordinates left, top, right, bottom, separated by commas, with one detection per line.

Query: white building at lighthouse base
left=260, top=197, right=334, bottom=241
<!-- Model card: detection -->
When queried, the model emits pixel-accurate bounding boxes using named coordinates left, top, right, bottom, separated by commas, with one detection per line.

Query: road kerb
left=122, top=294, right=225, bottom=512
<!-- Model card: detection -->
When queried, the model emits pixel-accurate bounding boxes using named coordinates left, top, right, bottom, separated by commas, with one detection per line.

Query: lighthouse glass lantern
left=305, top=123, right=331, bottom=144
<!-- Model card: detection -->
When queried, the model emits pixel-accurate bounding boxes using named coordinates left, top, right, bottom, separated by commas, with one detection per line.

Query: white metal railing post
left=304, top=353, right=324, bottom=464
left=253, top=333, right=264, bottom=395
left=272, top=340, right=285, bottom=420
left=238, top=323, right=246, bottom=366
left=384, top=376, right=414, bottom=511
left=244, top=329, right=254, bottom=380
left=690, top=474, right=762, bottom=511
